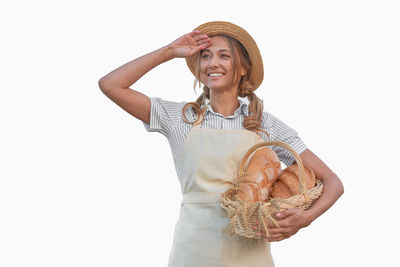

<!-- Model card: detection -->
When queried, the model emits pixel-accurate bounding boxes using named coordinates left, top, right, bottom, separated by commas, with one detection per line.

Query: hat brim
left=185, top=21, right=264, bottom=91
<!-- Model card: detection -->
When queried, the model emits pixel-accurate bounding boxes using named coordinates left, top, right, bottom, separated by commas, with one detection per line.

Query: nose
left=208, top=55, right=220, bottom=68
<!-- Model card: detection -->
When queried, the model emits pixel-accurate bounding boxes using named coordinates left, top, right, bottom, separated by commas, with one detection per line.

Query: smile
left=208, top=73, right=224, bottom=77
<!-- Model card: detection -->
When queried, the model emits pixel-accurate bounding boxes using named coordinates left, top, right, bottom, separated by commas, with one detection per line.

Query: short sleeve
left=142, top=97, right=184, bottom=137
left=262, top=112, right=307, bottom=166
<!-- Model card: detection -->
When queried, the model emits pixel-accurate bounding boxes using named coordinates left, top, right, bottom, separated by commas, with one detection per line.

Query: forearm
left=99, top=45, right=174, bottom=91
left=305, top=174, right=344, bottom=224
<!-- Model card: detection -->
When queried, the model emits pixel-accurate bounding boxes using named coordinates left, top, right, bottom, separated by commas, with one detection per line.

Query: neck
left=209, top=91, right=240, bottom=117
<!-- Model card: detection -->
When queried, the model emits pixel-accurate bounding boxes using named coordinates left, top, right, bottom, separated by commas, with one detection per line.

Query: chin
left=209, top=82, right=237, bottom=92
left=208, top=85, right=226, bottom=91
left=207, top=81, right=229, bottom=90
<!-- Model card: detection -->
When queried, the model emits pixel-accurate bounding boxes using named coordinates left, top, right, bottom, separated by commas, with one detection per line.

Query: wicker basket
left=221, top=141, right=323, bottom=239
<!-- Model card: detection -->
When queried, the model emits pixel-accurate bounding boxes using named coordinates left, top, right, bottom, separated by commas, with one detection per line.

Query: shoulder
left=149, top=96, right=187, bottom=108
left=149, top=96, right=198, bottom=122
left=149, top=96, right=189, bottom=116
left=261, top=110, right=280, bottom=128
left=260, top=109, right=301, bottom=138
left=144, top=97, right=192, bottom=136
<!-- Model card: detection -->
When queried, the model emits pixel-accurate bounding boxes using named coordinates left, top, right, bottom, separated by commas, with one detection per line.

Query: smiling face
left=199, top=36, right=247, bottom=94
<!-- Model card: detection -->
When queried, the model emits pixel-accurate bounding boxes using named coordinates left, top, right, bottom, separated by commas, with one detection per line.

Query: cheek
left=199, top=62, right=208, bottom=80
left=200, top=61, right=207, bottom=72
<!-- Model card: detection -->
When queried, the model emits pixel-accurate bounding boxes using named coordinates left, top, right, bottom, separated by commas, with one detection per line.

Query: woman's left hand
left=256, top=208, right=311, bottom=242
left=256, top=149, right=344, bottom=242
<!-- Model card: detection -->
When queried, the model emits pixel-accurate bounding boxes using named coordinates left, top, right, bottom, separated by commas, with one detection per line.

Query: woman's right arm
left=98, top=31, right=212, bottom=124
left=98, top=46, right=173, bottom=124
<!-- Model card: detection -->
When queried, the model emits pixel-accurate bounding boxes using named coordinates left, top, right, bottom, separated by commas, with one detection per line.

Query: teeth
left=209, top=73, right=223, bottom=77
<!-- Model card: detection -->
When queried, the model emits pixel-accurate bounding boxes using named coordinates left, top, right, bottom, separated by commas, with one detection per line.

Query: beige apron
left=167, top=108, right=274, bottom=267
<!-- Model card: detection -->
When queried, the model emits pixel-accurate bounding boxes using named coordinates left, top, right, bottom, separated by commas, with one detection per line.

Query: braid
left=239, top=75, right=270, bottom=140
left=182, top=85, right=210, bottom=125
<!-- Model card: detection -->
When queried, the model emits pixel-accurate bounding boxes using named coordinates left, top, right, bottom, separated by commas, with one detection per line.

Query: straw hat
left=185, top=21, right=264, bottom=91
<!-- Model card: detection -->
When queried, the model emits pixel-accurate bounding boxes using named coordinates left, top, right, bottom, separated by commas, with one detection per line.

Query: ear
left=240, top=64, right=248, bottom=76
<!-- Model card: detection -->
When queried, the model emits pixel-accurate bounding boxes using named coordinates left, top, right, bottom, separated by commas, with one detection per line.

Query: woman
left=99, top=21, right=344, bottom=267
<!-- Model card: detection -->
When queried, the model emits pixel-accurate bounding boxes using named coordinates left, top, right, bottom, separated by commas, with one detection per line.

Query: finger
left=253, top=220, right=278, bottom=238
left=263, top=235, right=282, bottom=242
left=198, top=41, right=212, bottom=50
left=268, top=227, right=288, bottom=236
left=273, top=217, right=293, bottom=228
left=185, top=31, right=200, bottom=42
left=271, top=218, right=287, bottom=228
left=275, top=211, right=289, bottom=219
left=255, top=227, right=278, bottom=239
left=259, top=231, right=271, bottom=239
left=254, top=228, right=269, bottom=238
left=253, top=225, right=265, bottom=236
left=196, top=39, right=211, bottom=48
left=192, top=41, right=213, bottom=54
left=271, top=219, right=292, bottom=230
left=193, top=34, right=209, bottom=42
left=276, top=208, right=298, bottom=220
left=267, top=219, right=279, bottom=229
left=252, top=225, right=268, bottom=238
left=268, top=231, right=290, bottom=240
left=189, top=30, right=201, bottom=37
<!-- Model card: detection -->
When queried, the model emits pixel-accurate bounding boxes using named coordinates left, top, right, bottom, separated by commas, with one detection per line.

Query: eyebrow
left=201, top=49, right=231, bottom=53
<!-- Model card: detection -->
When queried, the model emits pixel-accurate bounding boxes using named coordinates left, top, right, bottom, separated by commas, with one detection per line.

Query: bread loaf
left=271, top=163, right=316, bottom=199
left=236, top=147, right=281, bottom=202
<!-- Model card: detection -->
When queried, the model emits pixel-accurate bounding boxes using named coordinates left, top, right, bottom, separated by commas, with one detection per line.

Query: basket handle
left=238, top=141, right=309, bottom=200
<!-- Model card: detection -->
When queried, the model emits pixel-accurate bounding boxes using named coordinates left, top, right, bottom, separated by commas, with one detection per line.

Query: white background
left=1, top=0, right=399, bottom=266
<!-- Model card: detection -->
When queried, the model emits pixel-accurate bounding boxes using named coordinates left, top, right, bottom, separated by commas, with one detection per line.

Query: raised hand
left=167, top=30, right=213, bottom=58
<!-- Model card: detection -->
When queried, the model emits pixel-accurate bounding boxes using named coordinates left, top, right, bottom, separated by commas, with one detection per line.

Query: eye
left=221, top=54, right=230, bottom=58
left=201, top=54, right=210, bottom=59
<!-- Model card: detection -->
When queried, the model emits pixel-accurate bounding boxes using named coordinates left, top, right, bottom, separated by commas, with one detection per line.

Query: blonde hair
left=182, top=34, right=269, bottom=139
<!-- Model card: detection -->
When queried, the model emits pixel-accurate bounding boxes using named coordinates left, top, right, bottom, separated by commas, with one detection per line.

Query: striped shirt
left=143, top=97, right=307, bottom=182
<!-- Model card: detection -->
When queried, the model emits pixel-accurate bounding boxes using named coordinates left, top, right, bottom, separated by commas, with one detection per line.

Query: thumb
left=275, top=209, right=295, bottom=219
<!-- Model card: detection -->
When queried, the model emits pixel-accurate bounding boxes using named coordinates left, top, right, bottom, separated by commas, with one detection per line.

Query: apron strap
left=181, top=192, right=223, bottom=205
